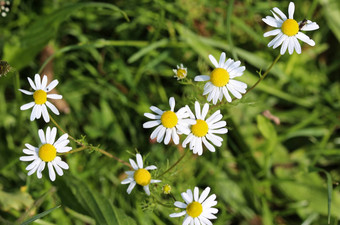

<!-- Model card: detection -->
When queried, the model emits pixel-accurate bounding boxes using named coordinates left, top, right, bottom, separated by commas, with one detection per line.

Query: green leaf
left=55, top=175, right=136, bottom=225
left=20, top=205, right=61, bottom=225
left=256, top=115, right=277, bottom=140
left=4, top=2, right=128, bottom=70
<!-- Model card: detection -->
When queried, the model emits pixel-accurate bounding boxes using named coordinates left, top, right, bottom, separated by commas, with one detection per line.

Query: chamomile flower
left=19, top=127, right=72, bottom=181
left=143, top=97, right=193, bottom=145
left=19, top=74, right=62, bottom=123
left=0, top=0, right=10, bottom=17
left=183, top=101, right=227, bottom=155
left=170, top=186, right=218, bottom=225
left=173, top=64, right=188, bottom=80
left=263, top=2, right=319, bottom=55
left=194, top=52, right=247, bottom=104
left=121, top=153, right=161, bottom=195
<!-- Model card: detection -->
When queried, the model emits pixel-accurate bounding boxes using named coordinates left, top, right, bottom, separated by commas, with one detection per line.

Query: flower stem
left=157, top=149, right=189, bottom=178
left=243, top=53, right=281, bottom=96
left=49, top=115, right=131, bottom=168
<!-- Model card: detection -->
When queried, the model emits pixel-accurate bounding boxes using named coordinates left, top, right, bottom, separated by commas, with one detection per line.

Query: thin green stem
left=49, top=115, right=131, bottom=168
left=157, top=149, right=189, bottom=179
left=243, top=53, right=281, bottom=96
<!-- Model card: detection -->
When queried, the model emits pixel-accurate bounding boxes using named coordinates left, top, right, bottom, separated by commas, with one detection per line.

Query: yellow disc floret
left=191, top=119, right=209, bottom=137
left=281, top=19, right=299, bottom=36
left=134, top=168, right=151, bottom=186
left=39, top=144, right=57, bottom=162
left=210, top=68, right=229, bottom=87
left=162, top=184, right=172, bottom=194
left=33, top=90, right=47, bottom=105
left=161, top=111, right=178, bottom=128
left=186, top=201, right=203, bottom=218
left=176, top=69, right=187, bottom=79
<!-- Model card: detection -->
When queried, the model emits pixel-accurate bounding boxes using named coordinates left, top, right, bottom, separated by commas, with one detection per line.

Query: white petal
left=264, top=29, right=281, bottom=37
left=262, top=16, right=280, bottom=28
left=223, top=58, right=234, bottom=70
left=150, top=179, right=161, bottom=183
left=145, top=165, right=157, bottom=170
left=20, top=102, right=35, bottom=110
left=288, top=2, right=295, bottom=19
left=273, top=7, right=287, bottom=21
left=288, top=37, right=295, bottom=55
left=194, top=101, right=201, bottom=119
left=54, top=158, right=69, bottom=169
left=143, top=120, right=161, bottom=128
left=150, top=125, right=162, bottom=140
left=273, top=33, right=287, bottom=49
left=129, top=159, right=138, bottom=170
left=218, top=52, right=226, bottom=67
left=127, top=181, right=136, bottom=194
left=194, top=75, right=210, bottom=82
left=209, top=128, right=228, bottom=134
left=47, top=94, right=62, bottom=99
left=199, top=187, right=211, bottom=203
left=157, top=126, right=166, bottom=143
left=182, top=192, right=193, bottom=204
left=30, top=105, right=38, bottom=121
left=183, top=215, right=192, bottom=225
left=52, top=161, right=64, bottom=176
left=194, top=187, right=199, bottom=201
left=150, top=106, right=163, bottom=115
left=227, top=84, right=242, bottom=99
left=41, top=75, right=48, bottom=90
left=199, top=216, right=213, bottom=225
left=222, top=87, right=232, bottom=102
left=45, top=101, right=60, bottom=115
left=121, top=177, right=134, bottom=184
left=169, top=211, right=187, bottom=218
left=27, top=77, right=36, bottom=90
left=296, top=32, right=315, bottom=46
left=206, top=133, right=222, bottom=147
left=35, top=105, right=42, bottom=119
left=48, top=127, right=57, bottom=144
left=292, top=37, right=301, bottom=54
left=201, top=103, right=209, bottom=120
left=37, top=161, right=46, bottom=179
left=143, top=185, right=150, bottom=195
left=208, top=54, right=219, bottom=68
left=47, top=162, right=55, bottom=181
left=182, top=133, right=194, bottom=147
left=19, top=89, right=34, bottom=95
left=202, top=137, right=215, bottom=152
left=206, top=110, right=221, bottom=124
left=20, top=155, right=36, bottom=162
left=25, top=143, right=37, bottom=151
left=174, top=201, right=187, bottom=209
left=268, top=33, right=283, bottom=48
left=301, top=21, right=319, bottom=31
left=209, top=121, right=226, bottom=129
left=164, top=128, right=172, bottom=145
left=136, top=153, right=143, bottom=169
left=280, top=38, right=289, bottom=55
left=169, top=97, right=175, bottom=111
left=34, top=74, right=41, bottom=90
left=45, top=80, right=58, bottom=92
left=144, top=113, right=159, bottom=120
left=171, top=127, right=179, bottom=145
left=41, top=104, right=50, bottom=123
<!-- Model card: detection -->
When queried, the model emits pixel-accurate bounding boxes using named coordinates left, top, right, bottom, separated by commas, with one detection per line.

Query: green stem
left=49, top=115, right=131, bottom=168
left=157, top=149, right=189, bottom=178
left=243, top=53, right=281, bottom=96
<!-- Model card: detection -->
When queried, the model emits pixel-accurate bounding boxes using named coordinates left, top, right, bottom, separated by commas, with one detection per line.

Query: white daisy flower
left=143, top=97, right=193, bottom=145
left=19, top=127, right=72, bottom=181
left=194, top=52, right=247, bottom=104
left=262, top=2, right=319, bottom=55
left=19, top=74, right=62, bottom=123
left=121, top=153, right=161, bottom=195
left=182, top=101, right=228, bottom=156
left=170, top=186, right=218, bottom=225
left=173, top=64, right=188, bottom=80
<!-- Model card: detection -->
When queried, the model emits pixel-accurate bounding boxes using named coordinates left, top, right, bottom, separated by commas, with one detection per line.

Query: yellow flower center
left=281, top=19, right=299, bottom=36
left=176, top=69, right=187, bottom=79
left=186, top=201, right=203, bottom=218
left=191, top=119, right=209, bottom=137
left=134, top=169, right=151, bottom=186
left=33, top=90, right=47, bottom=105
left=162, top=184, right=171, bottom=194
left=210, top=68, right=229, bottom=87
left=161, top=111, right=178, bottom=128
left=39, top=144, right=57, bottom=162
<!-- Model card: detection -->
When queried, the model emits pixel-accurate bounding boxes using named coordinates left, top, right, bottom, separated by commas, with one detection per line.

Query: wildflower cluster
left=16, top=2, right=319, bottom=224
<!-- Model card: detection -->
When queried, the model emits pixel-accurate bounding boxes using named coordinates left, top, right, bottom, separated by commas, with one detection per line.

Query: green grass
left=1, top=0, right=340, bottom=224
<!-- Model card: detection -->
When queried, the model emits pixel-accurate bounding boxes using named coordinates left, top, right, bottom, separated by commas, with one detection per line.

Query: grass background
left=0, top=0, right=340, bottom=224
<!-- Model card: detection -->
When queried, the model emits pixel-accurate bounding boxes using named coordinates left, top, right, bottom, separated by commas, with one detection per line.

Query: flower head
left=182, top=101, right=228, bottom=155
left=19, top=74, right=62, bottom=123
left=173, top=64, right=187, bottom=80
left=262, top=2, right=319, bottom=55
left=170, top=187, right=218, bottom=225
left=143, top=97, right=193, bottom=145
left=19, top=127, right=72, bottom=181
left=194, top=52, right=247, bottom=104
left=121, top=153, right=161, bottom=195
left=0, top=1, right=10, bottom=17
left=163, top=184, right=172, bottom=194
